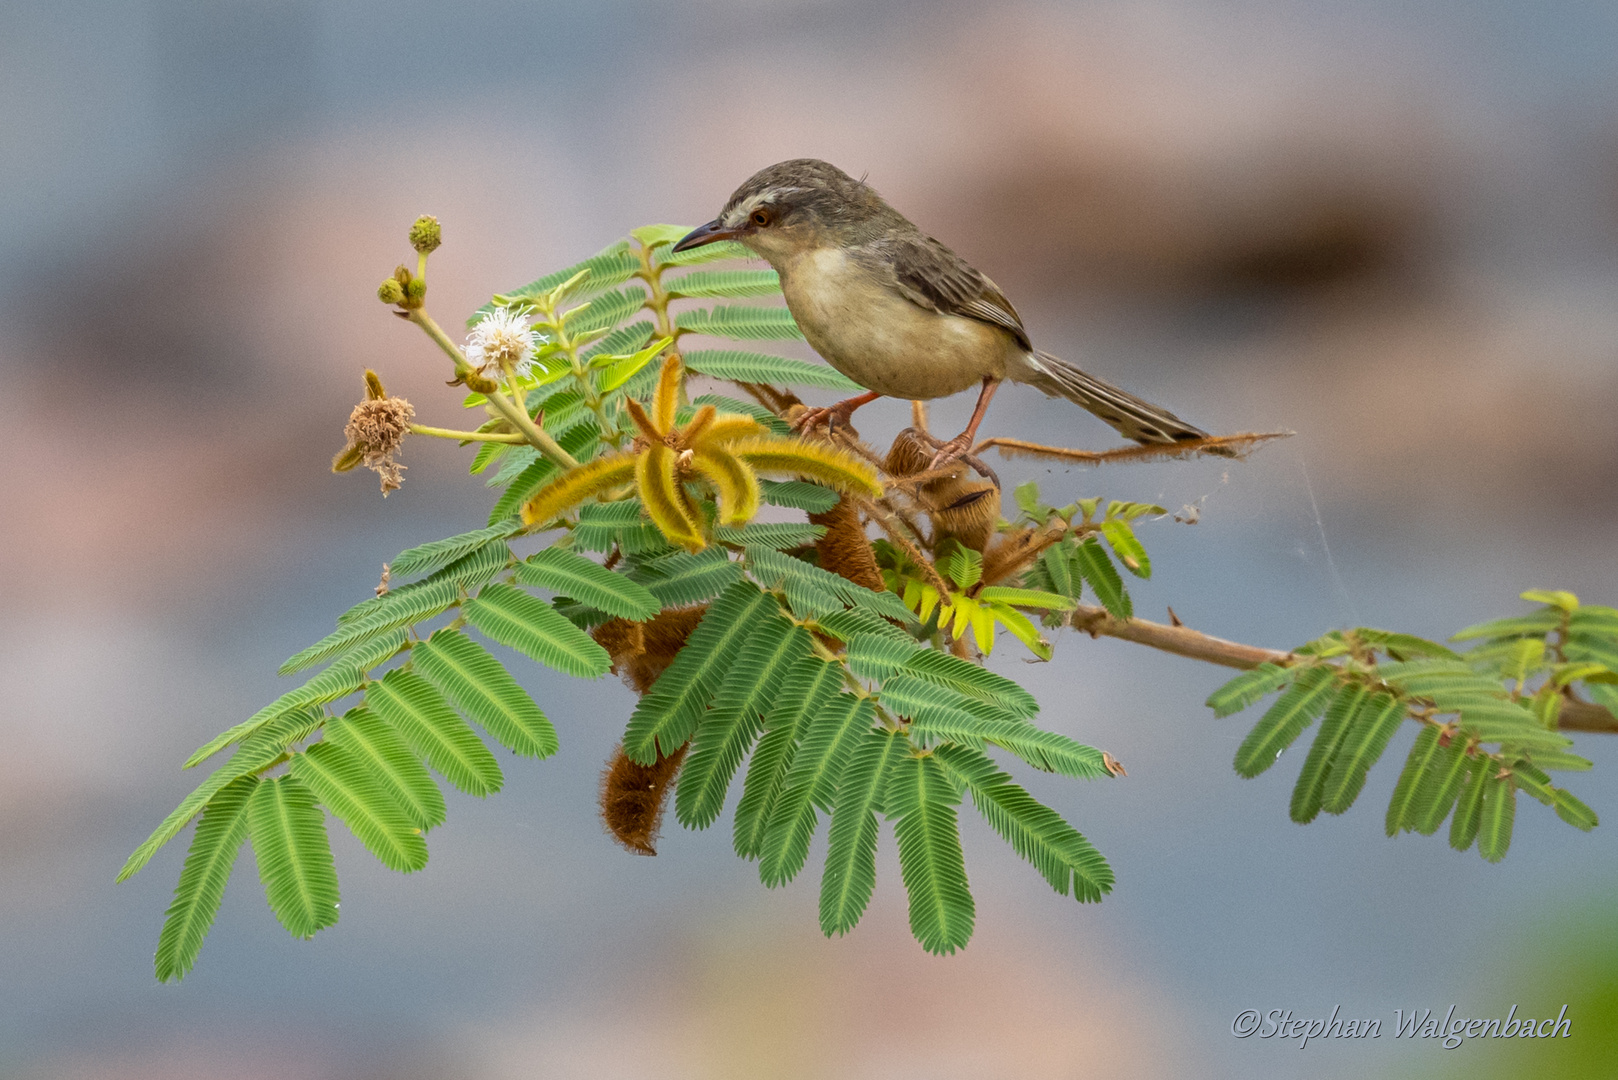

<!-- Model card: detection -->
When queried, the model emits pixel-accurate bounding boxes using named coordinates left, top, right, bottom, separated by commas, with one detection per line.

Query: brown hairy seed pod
left=885, top=428, right=1000, bottom=552
left=590, top=605, right=710, bottom=851
left=810, top=495, right=886, bottom=592
left=600, top=743, right=689, bottom=855
left=981, top=525, right=1045, bottom=586
left=590, top=605, right=708, bottom=693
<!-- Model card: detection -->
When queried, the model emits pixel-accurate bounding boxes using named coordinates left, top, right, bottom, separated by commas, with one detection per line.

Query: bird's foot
left=926, top=431, right=974, bottom=471
left=922, top=431, right=1000, bottom=489
left=790, top=399, right=862, bottom=438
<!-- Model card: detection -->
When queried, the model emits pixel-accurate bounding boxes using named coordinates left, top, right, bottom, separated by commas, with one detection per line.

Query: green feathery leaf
left=1554, top=788, right=1599, bottom=831
left=1074, top=538, right=1131, bottom=620
left=899, top=648, right=1039, bottom=719
left=623, top=581, right=776, bottom=764
left=935, top=743, right=1112, bottom=902
left=1383, top=723, right=1442, bottom=835
left=246, top=774, right=341, bottom=939
left=322, top=706, right=445, bottom=831
left=281, top=579, right=461, bottom=677
left=845, top=633, right=923, bottom=681
left=713, top=522, right=827, bottom=550
left=888, top=750, right=975, bottom=955
left=292, top=741, right=428, bottom=872
left=581, top=320, right=655, bottom=364
left=1292, top=682, right=1367, bottom=824
left=675, top=619, right=807, bottom=829
left=364, top=668, right=503, bottom=796
left=733, top=655, right=842, bottom=859
left=183, top=657, right=370, bottom=770
left=1319, top=691, right=1407, bottom=813
left=1206, top=662, right=1297, bottom=718
left=682, top=349, right=861, bottom=390
left=758, top=478, right=840, bottom=512
left=1451, top=609, right=1562, bottom=642
left=335, top=541, right=511, bottom=628
left=758, top=693, right=874, bottom=886
left=676, top=305, right=805, bottom=341
left=655, top=237, right=754, bottom=267
left=1408, top=735, right=1471, bottom=835
left=820, top=727, right=907, bottom=936
left=409, top=628, right=559, bottom=758
left=153, top=775, right=256, bottom=982
left=630, top=548, right=745, bottom=609
left=1099, top=519, right=1150, bottom=579
left=1352, top=628, right=1460, bottom=660
left=745, top=547, right=918, bottom=628
left=1448, top=752, right=1491, bottom=851
left=513, top=547, right=659, bottom=621
left=572, top=497, right=649, bottom=552
left=120, top=708, right=324, bottom=882
left=815, top=607, right=915, bottom=644
left=463, top=582, right=611, bottom=679
left=1037, top=545, right=1078, bottom=600
left=388, top=522, right=521, bottom=580
left=1233, top=667, right=1337, bottom=778
left=1476, top=773, right=1516, bottom=863
left=563, top=285, right=649, bottom=336
left=663, top=269, right=782, bottom=299
left=474, top=241, right=640, bottom=325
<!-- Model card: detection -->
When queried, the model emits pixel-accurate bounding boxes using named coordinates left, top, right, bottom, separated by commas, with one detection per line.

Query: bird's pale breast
left=776, top=247, right=1011, bottom=400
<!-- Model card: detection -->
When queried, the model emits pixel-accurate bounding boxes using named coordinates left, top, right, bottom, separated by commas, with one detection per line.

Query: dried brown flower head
left=335, top=376, right=416, bottom=495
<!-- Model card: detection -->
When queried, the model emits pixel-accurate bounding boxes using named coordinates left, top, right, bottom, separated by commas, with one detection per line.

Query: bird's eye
left=750, top=207, right=772, bottom=227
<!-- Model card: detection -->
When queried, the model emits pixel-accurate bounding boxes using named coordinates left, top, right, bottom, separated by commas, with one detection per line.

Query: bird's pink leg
left=790, top=390, right=882, bottom=436
left=928, top=378, right=1000, bottom=469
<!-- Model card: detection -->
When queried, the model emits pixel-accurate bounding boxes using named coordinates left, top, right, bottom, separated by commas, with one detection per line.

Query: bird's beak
left=671, top=218, right=742, bottom=252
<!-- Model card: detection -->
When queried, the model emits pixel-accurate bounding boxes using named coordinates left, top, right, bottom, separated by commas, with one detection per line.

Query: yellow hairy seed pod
left=678, top=404, right=717, bottom=447
left=520, top=453, right=637, bottom=526
left=930, top=487, right=999, bottom=553
left=636, top=443, right=704, bottom=551
left=701, top=414, right=764, bottom=445
left=811, top=495, right=886, bottom=592
left=728, top=436, right=882, bottom=497
left=886, top=427, right=997, bottom=552
left=624, top=397, right=662, bottom=442
left=883, top=427, right=933, bottom=477
left=691, top=446, right=760, bottom=525
left=651, top=353, right=682, bottom=432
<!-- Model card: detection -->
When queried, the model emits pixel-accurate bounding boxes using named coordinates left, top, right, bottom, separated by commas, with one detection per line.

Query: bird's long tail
left=1020, top=350, right=1218, bottom=448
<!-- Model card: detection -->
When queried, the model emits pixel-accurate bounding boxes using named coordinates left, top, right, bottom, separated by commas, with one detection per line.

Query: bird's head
left=672, top=158, right=895, bottom=265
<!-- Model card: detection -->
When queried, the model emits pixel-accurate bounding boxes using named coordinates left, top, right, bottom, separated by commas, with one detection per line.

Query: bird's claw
left=790, top=402, right=859, bottom=437
left=926, top=433, right=974, bottom=471
left=922, top=431, right=1000, bottom=488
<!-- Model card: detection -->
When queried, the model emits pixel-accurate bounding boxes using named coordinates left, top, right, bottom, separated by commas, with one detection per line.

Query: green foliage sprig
left=120, top=216, right=1610, bottom=984
left=1205, top=591, right=1611, bottom=860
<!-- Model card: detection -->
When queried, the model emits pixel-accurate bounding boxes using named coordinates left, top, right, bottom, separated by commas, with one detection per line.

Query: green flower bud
left=377, top=278, right=406, bottom=305
left=408, top=215, right=442, bottom=253
left=404, top=277, right=427, bottom=303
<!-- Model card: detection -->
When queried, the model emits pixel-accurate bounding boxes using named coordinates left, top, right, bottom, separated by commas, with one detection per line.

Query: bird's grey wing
left=873, top=235, right=1034, bottom=351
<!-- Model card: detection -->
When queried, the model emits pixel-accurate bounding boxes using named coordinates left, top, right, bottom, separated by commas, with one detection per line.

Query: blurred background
left=2, top=1, right=1616, bottom=1077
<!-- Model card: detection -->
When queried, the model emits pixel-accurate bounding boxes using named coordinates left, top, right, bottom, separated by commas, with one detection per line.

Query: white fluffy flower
left=465, top=307, right=538, bottom=377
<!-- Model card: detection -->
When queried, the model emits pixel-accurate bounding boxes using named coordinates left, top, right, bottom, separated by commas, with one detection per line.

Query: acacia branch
left=1067, top=604, right=1618, bottom=735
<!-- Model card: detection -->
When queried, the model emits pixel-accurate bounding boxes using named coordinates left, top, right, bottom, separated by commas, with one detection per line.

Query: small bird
left=673, top=159, right=1217, bottom=469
